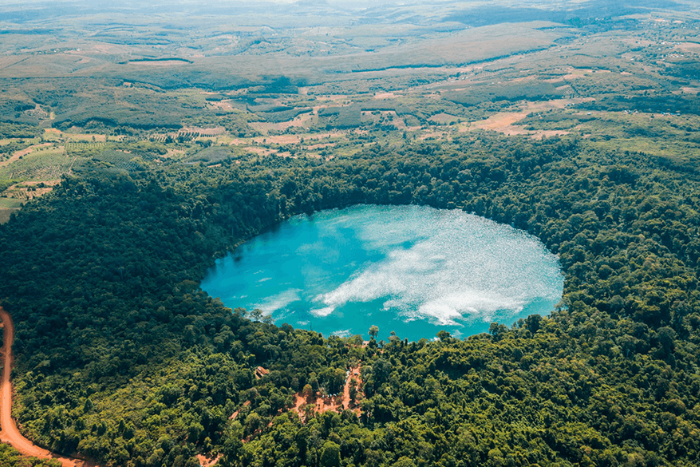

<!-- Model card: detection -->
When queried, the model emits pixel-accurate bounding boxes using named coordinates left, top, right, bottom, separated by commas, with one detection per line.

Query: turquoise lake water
left=200, top=205, right=564, bottom=341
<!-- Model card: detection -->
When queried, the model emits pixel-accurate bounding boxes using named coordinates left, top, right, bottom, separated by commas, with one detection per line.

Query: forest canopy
left=1, top=133, right=700, bottom=466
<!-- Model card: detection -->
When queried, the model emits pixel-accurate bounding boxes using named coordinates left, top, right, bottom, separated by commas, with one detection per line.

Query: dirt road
left=342, top=363, right=362, bottom=414
left=0, top=306, right=95, bottom=467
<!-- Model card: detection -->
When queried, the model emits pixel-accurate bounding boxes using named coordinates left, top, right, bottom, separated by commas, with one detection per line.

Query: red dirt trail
left=0, top=306, right=97, bottom=467
left=290, top=362, right=363, bottom=421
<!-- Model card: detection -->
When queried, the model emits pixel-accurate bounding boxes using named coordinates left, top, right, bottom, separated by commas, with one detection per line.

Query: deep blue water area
left=201, top=205, right=564, bottom=341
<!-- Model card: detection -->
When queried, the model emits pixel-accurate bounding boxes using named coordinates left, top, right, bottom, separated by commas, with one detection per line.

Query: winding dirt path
left=288, top=362, right=364, bottom=422
left=342, top=363, right=363, bottom=415
left=0, top=306, right=95, bottom=467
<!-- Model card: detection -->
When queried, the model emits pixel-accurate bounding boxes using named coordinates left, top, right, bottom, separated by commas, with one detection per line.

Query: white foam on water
left=253, top=289, right=302, bottom=314
left=310, top=306, right=335, bottom=317
left=314, top=207, right=562, bottom=326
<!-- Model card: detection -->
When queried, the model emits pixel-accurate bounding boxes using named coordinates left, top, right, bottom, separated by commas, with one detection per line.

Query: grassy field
left=0, top=198, right=23, bottom=224
left=0, top=208, right=19, bottom=224
left=0, top=198, right=23, bottom=209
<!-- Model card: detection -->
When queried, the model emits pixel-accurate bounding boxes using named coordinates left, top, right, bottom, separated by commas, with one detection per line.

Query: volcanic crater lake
left=201, top=205, right=564, bottom=341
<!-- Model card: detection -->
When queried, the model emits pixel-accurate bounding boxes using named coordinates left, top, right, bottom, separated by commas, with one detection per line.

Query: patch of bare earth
left=249, top=132, right=344, bottom=145
left=208, top=101, right=235, bottom=111
left=546, top=67, right=593, bottom=82
left=249, top=113, right=315, bottom=134
left=5, top=180, right=61, bottom=201
left=511, top=75, right=537, bottom=83
left=676, top=42, right=700, bottom=53
left=466, top=111, right=530, bottom=136
left=462, top=98, right=592, bottom=138
left=288, top=363, right=364, bottom=422
left=419, top=130, right=448, bottom=140
left=165, top=149, right=185, bottom=158
left=230, top=401, right=251, bottom=420
left=127, top=60, right=190, bottom=67
left=374, top=92, right=398, bottom=99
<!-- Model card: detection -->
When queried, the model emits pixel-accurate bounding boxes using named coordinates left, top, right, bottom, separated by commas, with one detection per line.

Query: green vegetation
left=185, top=146, right=237, bottom=164
left=2, top=1, right=700, bottom=466
left=0, top=179, right=18, bottom=194
left=0, top=444, right=60, bottom=467
left=0, top=123, right=43, bottom=140
left=445, top=81, right=566, bottom=106
left=2, top=133, right=700, bottom=466
left=0, top=198, right=23, bottom=209
left=0, top=149, right=72, bottom=181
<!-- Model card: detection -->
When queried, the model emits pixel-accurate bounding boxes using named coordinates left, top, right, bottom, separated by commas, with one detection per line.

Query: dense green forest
left=1, top=132, right=700, bottom=466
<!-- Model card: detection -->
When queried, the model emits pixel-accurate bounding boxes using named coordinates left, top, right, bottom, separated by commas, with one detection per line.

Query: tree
left=525, top=314, right=543, bottom=334
left=350, top=334, right=363, bottom=346
left=320, top=441, right=341, bottom=467
left=244, top=413, right=262, bottom=436
left=389, top=331, right=400, bottom=344
left=657, top=326, right=676, bottom=357
left=302, top=384, right=314, bottom=401
left=349, top=379, right=357, bottom=404
left=392, top=457, right=417, bottom=467
left=250, top=309, right=264, bottom=322
left=373, top=358, right=392, bottom=384
left=369, top=325, right=379, bottom=338
left=437, top=330, right=451, bottom=341
left=489, top=323, right=508, bottom=341
left=188, top=422, right=204, bottom=443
